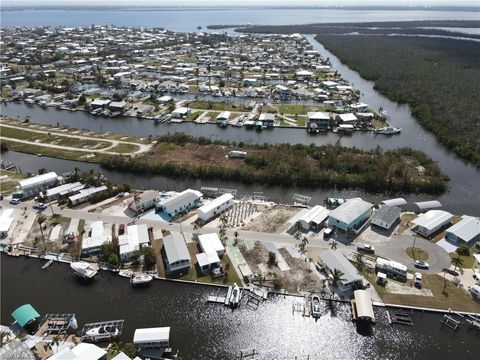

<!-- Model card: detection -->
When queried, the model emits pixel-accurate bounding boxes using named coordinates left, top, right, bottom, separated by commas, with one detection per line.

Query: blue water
left=1, top=8, right=480, bottom=30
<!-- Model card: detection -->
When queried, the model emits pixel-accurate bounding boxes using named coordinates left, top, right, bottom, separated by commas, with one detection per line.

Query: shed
left=414, top=200, right=442, bottom=213
left=11, top=304, right=40, bottom=327
left=371, top=206, right=401, bottom=230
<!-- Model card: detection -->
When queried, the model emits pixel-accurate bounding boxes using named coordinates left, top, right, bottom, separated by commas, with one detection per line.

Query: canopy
left=11, top=304, right=40, bottom=327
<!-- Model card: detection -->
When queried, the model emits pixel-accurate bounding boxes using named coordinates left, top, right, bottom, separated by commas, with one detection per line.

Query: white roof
left=259, top=113, right=275, bottom=121
left=119, top=224, right=149, bottom=255
left=287, top=208, right=309, bottom=225
left=196, top=251, right=220, bottom=267
left=338, top=113, right=358, bottom=122
left=112, top=352, right=132, bottom=360
left=329, top=198, right=373, bottom=225
left=412, top=210, right=453, bottom=230
left=133, top=327, right=170, bottom=344
left=82, top=221, right=111, bottom=250
left=48, top=343, right=107, bottom=360
left=381, top=198, right=407, bottom=207
left=46, top=182, right=84, bottom=197
left=322, top=80, right=337, bottom=87
left=0, top=208, right=15, bottom=233
left=157, top=189, right=202, bottom=212
left=354, top=290, right=375, bottom=321
left=90, top=99, right=110, bottom=106
left=217, top=111, right=231, bottom=119
left=198, top=233, right=224, bottom=254
left=198, top=193, right=233, bottom=214
left=415, top=200, right=442, bottom=211
left=296, top=70, right=313, bottom=76
left=69, top=186, right=107, bottom=202
left=163, top=232, right=190, bottom=265
left=172, top=107, right=190, bottom=114
left=19, top=172, right=58, bottom=189
left=307, top=111, right=330, bottom=120
left=301, top=205, right=330, bottom=225
left=446, top=216, right=480, bottom=242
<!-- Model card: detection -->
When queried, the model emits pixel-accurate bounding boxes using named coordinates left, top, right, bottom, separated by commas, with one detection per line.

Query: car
left=414, top=272, right=423, bottom=288
left=323, top=227, right=334, bottom=238
left=414, top=260, right=429, bottom=269
left=9, top=198, right=21, bottom=205
left=33, top=203, right=47, bottom=210
left=357, top=244, right=375, bottom=254
left=473, top=272, right=480, bottom=282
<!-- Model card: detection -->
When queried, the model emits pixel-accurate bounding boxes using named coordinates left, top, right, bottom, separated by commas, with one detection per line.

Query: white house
left=171, top=107, right=191, bottom=118
left=68, top=186, right=108, bottom=206
left=412, top=210, right=453, bottom=238
left=216, top=111, right=231, bottom=123
left=156, top=189, right=202, bottom=218
left=81, top=221, right=111, bottom=256
left=336, top=113, right=358, bottom=124
left=0, top=209, right=15, bottom=238
left=288, top=205, right=330, bottom=231
left=196, top=251, right=221, bottom=275
left=307, top=112, right=330, bottom=130
left=45, top=182, right=84, bottom=200
left=198, top=233, right=225, bottom=257
left=118, top=224, right=150, bottom=260
left=328, top=198, right=373, bottom=233
left=18, top=172, right=59, bottom=197
left=48, top=343, right=107, bottom=360
left=197, top=193, right=234, bottom=223
left=163, top=232, right=191, bottom=272
left=445, top=215, right=480, bottom=245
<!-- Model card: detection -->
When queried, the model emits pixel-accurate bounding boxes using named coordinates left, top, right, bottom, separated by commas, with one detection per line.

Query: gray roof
left=329, top=198, right=373, bottom=225
left=318, top=250, right=363, bottom=284
left=372, top=206, right=401, bottom=224
left=163, top=232, right=190, bottom=265
left=446, top=216, right=480, bottom=242
left=415, top=200, right=442, bottom=211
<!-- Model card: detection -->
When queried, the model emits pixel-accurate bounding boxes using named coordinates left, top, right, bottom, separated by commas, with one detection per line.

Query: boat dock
left=42, top=259, right=53, bottom=269
left=207, top=285, right=238, bottom=307
left=387, top=311, right=413, bottom=326
left=441, top=315, right=461, bottom=331
left=466, top=314, right=480, bottom=331
left=80, top=319, right=124, bottom=342
left=36, top=313, right=77, bottom=336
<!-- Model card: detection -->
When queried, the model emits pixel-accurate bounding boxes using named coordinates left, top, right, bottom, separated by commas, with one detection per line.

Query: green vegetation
left=277, top=104, right=322, bottom=115
left=188, top=100, right=246, bottom=112
left=315, top=34, right=480, bottom=166
left=0, top=169, right=25, bottom=195
left=449, top=253, right=475, bottom=269
left=111, top=143, right=140, bottom=154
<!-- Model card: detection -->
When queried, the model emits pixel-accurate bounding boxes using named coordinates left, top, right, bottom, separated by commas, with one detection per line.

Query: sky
left=2, top=0, right=479, bottom=7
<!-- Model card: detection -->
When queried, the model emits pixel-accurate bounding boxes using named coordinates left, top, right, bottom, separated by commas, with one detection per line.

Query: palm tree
left=50, top=335, right=61, bottom=353
left=233, top=230, right=239, bottom=245
left=330, top=240, right=338, bottom=251
left=331, top=268, right=346, bottom=288
left=219, top=214, right=228, bottom=228
left=354, top=252, right=366, bottom=274
left=299, top=236, right=309, bottom=253
left=293, top=221, right=302, bottom=241
left=37, top=214, right=47, bottom=251
left=132, top=190, right=141, bottom=216
left=193, top=223, right=199, bottom=236
left=451, top=255, right=464, bottom=272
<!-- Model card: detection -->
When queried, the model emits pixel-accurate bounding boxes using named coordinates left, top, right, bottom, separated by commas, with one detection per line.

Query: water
left=1, top=8, right=479, bottom=31
left=1, top=254, right=478, bottom=359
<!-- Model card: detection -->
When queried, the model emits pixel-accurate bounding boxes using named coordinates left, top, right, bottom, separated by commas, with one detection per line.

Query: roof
left=11, top=304, right=40, bottom=327
left=134, top=327, right=170, bottom=344
left=18, top=172, right=58, bottom=189
left=329, top=198, right=373, bottom=225
left=415, top=200, right=442, bottom=211
left=0, top=339, right=35, bottom=360
left=412, top=210, right=453, bottom=230
left=371, top=206, right=401, bottom=224
left=69, top=186, right=107, bottom=202
left=119, top=224, right=149, bottom=255
left=112, top=352, right=132, bottom=360
left=217, top=111, right=231, bottom=119
left=196, top=251, right=220, bottom=267
left=198, top=193, right=234, bottom=214
left=301, top=205, right=330, bottom=225
left=259, top=113, right=275, bottom=121
left=172, top=106, right=190, bottom=114
left=90, top=99, right=110, bottom=106
left=338, top=113, right=358, bottom=122
left=45, top=182, right=84, bottom=197
left=287, top=208, right=309, bottom=225
left=446, top=216, right=480, bottom=242
left=158, top=189, right=202, bottom=212
left=380, top=198, right=407, bottom=207
left=307, top=111, right=330, bottom=120
left=198, top=233, right=224, bottom=254
left=318, top=250, right=363, bottom=284
left=0, top=208, right=15, bottom=233
left=163, top=232, right=190, bottom=265
left=138, top=190, right=160, bottom=204
left=354, top=290, right=375, bottom=321
left=82, top=221, right=111, bottom=250
left=71, top=343, right=106, bottom=360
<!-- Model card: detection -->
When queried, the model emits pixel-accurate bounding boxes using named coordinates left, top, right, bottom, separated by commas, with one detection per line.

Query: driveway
left=375, top=235, right=451, bottom=274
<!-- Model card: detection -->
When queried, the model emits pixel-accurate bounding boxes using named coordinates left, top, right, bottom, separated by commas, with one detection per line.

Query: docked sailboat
left=130, top=272, right=154, bottom=286
left=70, top=261, right=99, bottom=279
left=230, top=283, right=241, bottom=308
left=311, top=294, right=322, bottom=318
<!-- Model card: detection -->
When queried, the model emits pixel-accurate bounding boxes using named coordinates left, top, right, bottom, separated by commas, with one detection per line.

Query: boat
left=374, top=127, right=402, bottom=135
left=310, top=294, right=321, bottom=318
left=85, top=325, right=119, bottom=338
left=70, top=261, right=99, bottom=279
left=229, top=283, right=241, bottom=308
left=324, top=197, right=346, bottom=208
left=130, top=273, right=154, bottom=286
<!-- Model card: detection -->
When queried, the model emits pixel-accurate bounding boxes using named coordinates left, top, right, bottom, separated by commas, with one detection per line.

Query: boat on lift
left=230, top=283, right=241, bottom=308
left=311, top=294, right=322, bottom=318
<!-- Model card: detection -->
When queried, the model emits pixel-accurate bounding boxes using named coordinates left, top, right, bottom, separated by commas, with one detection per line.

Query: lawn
left=111, top=143, right=140, bottom=154
left=395, top=213, right=417, bottom=234
left=188, top=100, right=245, bottom=112
left=449, top=253, right=476, bottom=269
left=405, top=247, right=429, bottom=261
left=0, top=169, right=25, bottom=194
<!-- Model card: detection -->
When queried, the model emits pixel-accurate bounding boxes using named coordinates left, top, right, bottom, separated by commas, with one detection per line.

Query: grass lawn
left=188, top=100, right=245, bottom=112
left=111, top=143, right=140, bottom=154
left=449, top=253, right=476, bottom=269
left=0, top=169, right=25, bottom=194
left=395, top=213, right=417, bottom=234
left=369, top=272, right=480, bottom=313
left=186, top=111, right=201, bottom=121
left=277, top=104, right=309, bottom=115
left=405, top=247, right=429, bottom=261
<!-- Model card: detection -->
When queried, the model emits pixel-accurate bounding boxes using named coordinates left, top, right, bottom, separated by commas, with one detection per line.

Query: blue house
left=328, top=198, right=373, bottom=233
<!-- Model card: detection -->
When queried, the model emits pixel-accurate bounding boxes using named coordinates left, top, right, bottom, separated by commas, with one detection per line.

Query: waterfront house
left=445, top=215, right=480, bottom=245
left=197, top=193, right=234, bottom=223
left=318, top=250, right=364, bottom=292
left=108, top=100, right=127, bottom=112
left=89, top=99, right=111, bottom=109
left=133, top=327, right=170, bottom=350
left=336, top=113, right=358, bottom=124
left=128, top=190, right=159, bottom=214
left=0, top=209, right=15, bottom=238
left=171, top=107, right=191, bottom=118
left=274, top=84, right=292, bottom=99
left=163, top=232, right=191, bottom=273
left=68, top=186, right=108, bottom=206
left=136, top=104, right=154, bottom=117
left=258, top=113, right=275, bottom=127
left=196, top=251, right=221, bottom=275
left=216, top=111, right=231, bottom=124
left=118, top=224, right=150, bottom=260
left=307, top=111, right=330, bottom=130
left=18, top=172, right=59, bottom=198
left=81, top=221, right=111, bottom=256
left=288, top=205, right=330, bottom=231
left=198, top=233, right=225, bottom=257
left=328, top=198, right=373, bottom=233
left=370, top=206, right=401, bottom=230
left=411, top=210, right=453, bottom=238
left=48, top=343, right=107, bottom=360
left=156, top=189, right=202, bottom=219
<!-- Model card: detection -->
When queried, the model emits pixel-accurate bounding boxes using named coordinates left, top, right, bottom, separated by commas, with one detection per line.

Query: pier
left=441, top=315, right=461, bottom=331
left=41, top=259, right=53, bottom=269
left=36, top=313, right=77, bottom=336
left=388, top=311, right=413, bottom=326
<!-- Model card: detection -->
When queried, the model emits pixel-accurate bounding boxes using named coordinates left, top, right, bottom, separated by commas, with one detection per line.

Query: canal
left=1, top=254, right=478, bottom=359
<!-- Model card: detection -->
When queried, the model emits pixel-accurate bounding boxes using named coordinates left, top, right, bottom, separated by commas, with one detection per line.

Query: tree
left=268, top=251, right=277, bottom=267
left=108, top=253, right=119, bottom=267
left=456, top=245, right=470, bottom=257
left=51, top=335, right=61, bottom=353
left=299, top=236, right=309, bottom=253
left=354, top=252, right=366, bottom=274
left=451, top=255, right=464, bottom=272
left=132, top=190, right=141, bottom=215
left=293, top=221, right=302, bottom=241
left=37, top=214, right=47, bottom=251
left=330, top=240, right=338, bottom=251
left=233, top=230, right=239, bottom=245
left=331, top=268, right=346, bottom=288
left=141, top=246, right=156, bottom=270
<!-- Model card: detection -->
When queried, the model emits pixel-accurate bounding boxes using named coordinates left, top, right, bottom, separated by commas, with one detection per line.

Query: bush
left=107, top=253, right=119, bottom=267
left=273, top=276, right=284, bottom=290
left=456, top=244, right=470, bottom=257
left=268, top=251, right=277, bottom=267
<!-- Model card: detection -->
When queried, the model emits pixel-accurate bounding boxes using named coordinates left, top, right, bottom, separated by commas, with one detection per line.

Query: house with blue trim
left=328, top=198, right=373, bottom=233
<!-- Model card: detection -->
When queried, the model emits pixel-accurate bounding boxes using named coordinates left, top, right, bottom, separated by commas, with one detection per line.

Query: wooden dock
left=390, top=312, right=413, bottom=326
left=441, top=315, right=460, bottom=331
left=42, top=260, right=53, bottom=269
left=207, top=295, right=226, bottom=304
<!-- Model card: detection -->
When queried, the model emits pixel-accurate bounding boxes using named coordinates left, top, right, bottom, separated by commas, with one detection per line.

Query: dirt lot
left=242, top=206, right=299, bottom=233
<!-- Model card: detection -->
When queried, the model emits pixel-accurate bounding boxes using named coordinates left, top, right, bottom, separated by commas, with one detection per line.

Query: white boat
left=311, top=294, right=322, bottom=318
left=70, top=261, right=99, bottom=279
left=85, top=325, right=119, bottom=338
left=130, top=273, right=154, bottom=286
left=374, top=127, right=401, bottom=135
left=230, top=283, right=241, bottom=308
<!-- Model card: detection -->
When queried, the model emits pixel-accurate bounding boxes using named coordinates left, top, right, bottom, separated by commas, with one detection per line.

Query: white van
left=470, top=285, right=480, bottom=299
left=414, top=272, right=422, bottom=288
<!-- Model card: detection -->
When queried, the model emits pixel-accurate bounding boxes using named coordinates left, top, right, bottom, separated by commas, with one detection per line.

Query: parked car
left=323, top=227, right=334, bottom=239
left=357, top=244, right=375, bottom=254
left=33, top=203, right=47, bottom=210
left=414, top=272, right=422, bottom=288
left=9, top=198, right=21, bottom=205
left=414, top=260, right=430, bottom=269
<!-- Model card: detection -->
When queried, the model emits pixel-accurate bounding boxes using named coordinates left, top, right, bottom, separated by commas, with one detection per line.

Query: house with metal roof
left=307, top=111, right=330, bottom=129
left=289, top=205, right=330, bottom=231
left=156, top=189, right=202, bottom=219
left=328, top=198, right=373, bottom=233
left=411, top=210, right=453, bottom=238
left=45, top=182, right=84, bottom=200
left=198, top=233, right=225, bottom=257
left=18, top=172, right=59, bottom=197
left=49, top=343, right=107, bottom=360
left=128, top=190, right=159, bottom=214
left=118, top=224, right=150, bottom=260
left=81, top=221, right=112, bottom=256
left=163, top=232, right=191, bottom=273
left=371, top=206, right=401, bottom=230
left=318, top=250, right=364, bottom=292
left=445, top=216, right=480, bottom=245
left=197, top=193, right=234, bottom=223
